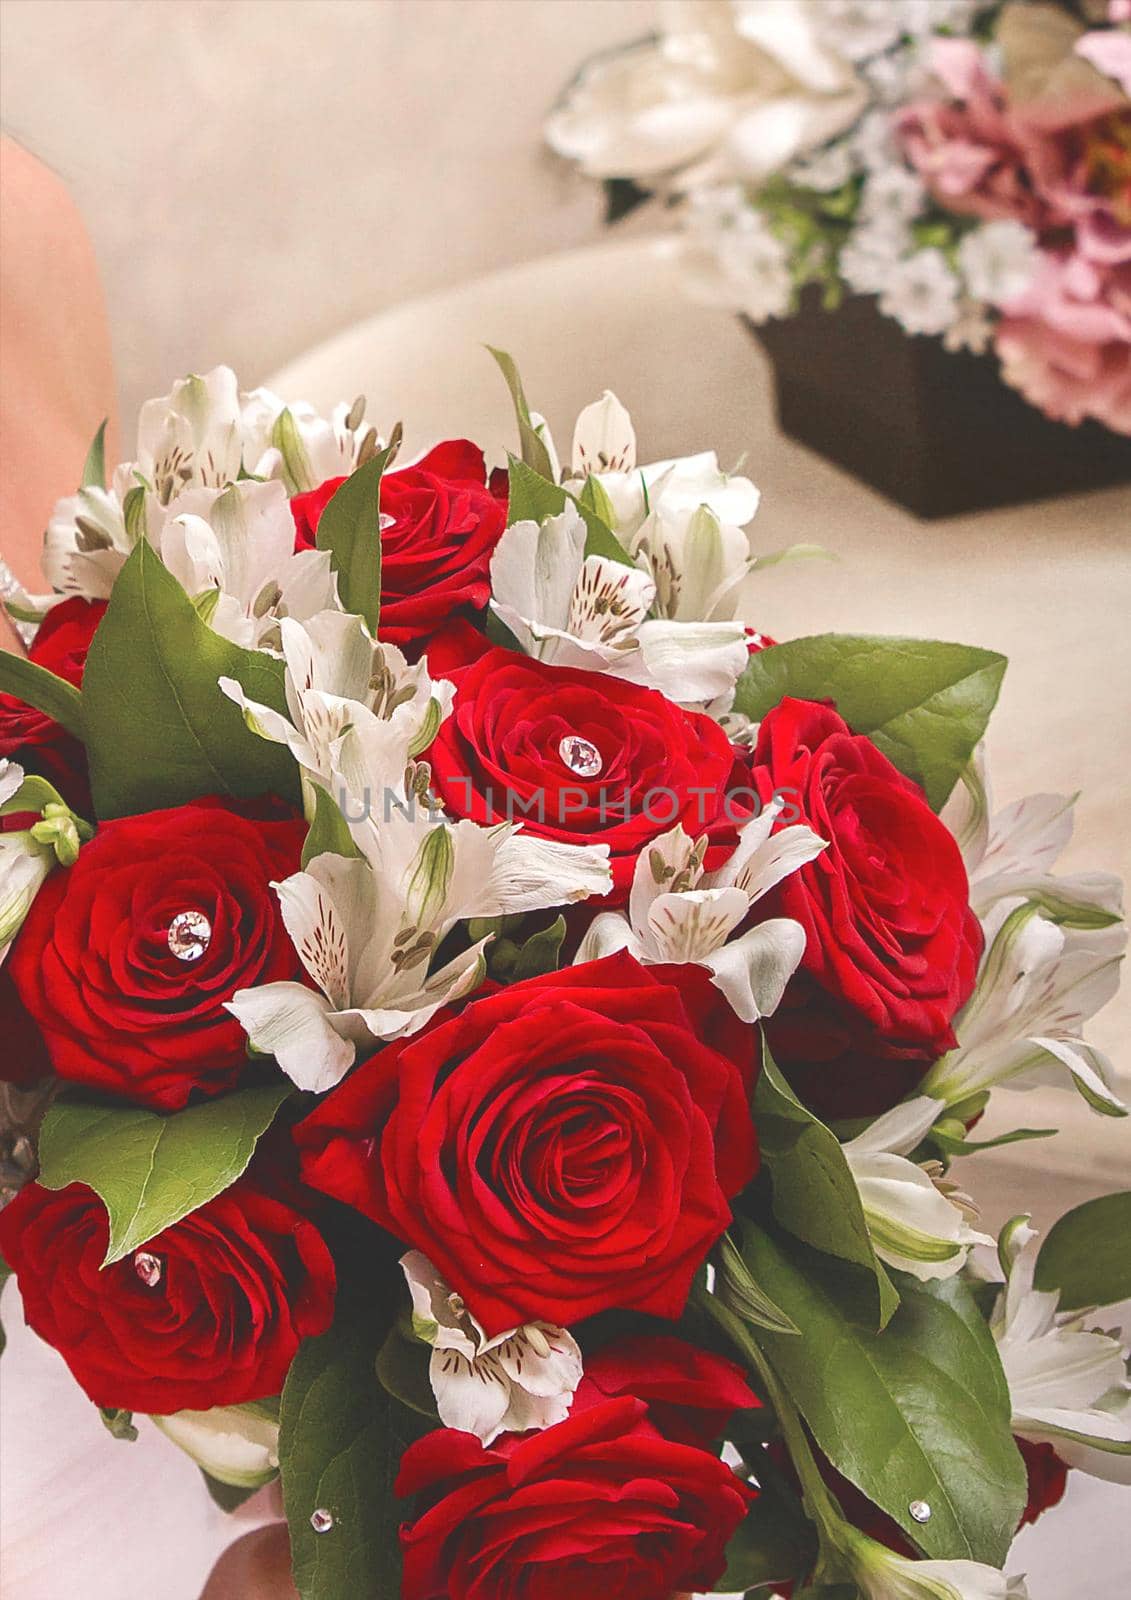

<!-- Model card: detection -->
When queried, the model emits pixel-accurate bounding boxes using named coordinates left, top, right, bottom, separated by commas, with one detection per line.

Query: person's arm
left=0, top=137, right=117, bottom=652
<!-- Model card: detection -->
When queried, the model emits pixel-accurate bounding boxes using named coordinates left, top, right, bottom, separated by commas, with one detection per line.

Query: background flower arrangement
left=0, top=357, right=1128, bottom=1600
left=547, top=0, right=1131, bottom=438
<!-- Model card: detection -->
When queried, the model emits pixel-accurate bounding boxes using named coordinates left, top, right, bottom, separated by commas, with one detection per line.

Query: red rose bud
left=7, top=798, right=306, bottom=1109
left=428, top=646, right=746, bottom=905
left=753, top=698, right=981, bottom=1120
left=0, top=597, right=105, bottom=812
left=294, top=951, right=758, bottom=1334
left=290, top=440, right=506, bottom=654
left=0, top=1178, right=335, bottom=1414
left=397, top=1393, right=753, bottom=1600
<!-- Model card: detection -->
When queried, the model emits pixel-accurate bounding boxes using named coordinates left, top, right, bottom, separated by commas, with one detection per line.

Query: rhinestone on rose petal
left=133, top=1251, right=163, bottom=1288
left=167, top=910, right=212, bottom=962
left=310, top=1508, right=335, bottom=1534
left=909, top=1500, right=932, bottom=1524
left=558, top=735, right=603, bottom=779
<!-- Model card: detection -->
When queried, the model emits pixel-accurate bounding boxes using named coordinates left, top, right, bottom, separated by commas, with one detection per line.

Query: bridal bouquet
left=548, top=0, right=1131, bottom=434
left=1, top=360, right=1128, bottom=1600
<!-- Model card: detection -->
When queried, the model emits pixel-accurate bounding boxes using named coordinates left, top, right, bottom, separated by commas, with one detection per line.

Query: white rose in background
left=546, top=0, right=866, bottom=186
left=401, top=1252, right=582, bottom=1446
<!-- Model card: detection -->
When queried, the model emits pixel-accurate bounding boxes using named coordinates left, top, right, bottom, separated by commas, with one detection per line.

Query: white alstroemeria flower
left=220, top=611, right=451, bottom=791
left=228, top=808, right=611, bottom=1093
left=576, top=798, right=825, bottom=1021
left=0, top=764, right=57, bottom=960
left=567, top=391, right=757, bottom=620
left=571, top=391, right=637, bottom=479
left=239, top=386, right=378, bottom=494
left=849, top=1533, right=1030, bottom=1600
left=992, top=1224, right=1131, bottom=1484
left=923, top=896, right=1126, bottom=1115
left=152, top=1403, right=279, bottom=1490
left=490, top=505, right=748, bottom=703
left=941, top=746, right=1125, bottom=927
left=842, top=1097, right=992, bottom=1281
left=157, top=479, right=337, bottom=649
left=401, top=1253, right=582, bottom=1446
left=933, top=749, right=1127, bottom=1114
left=42, top=364, right=370, bottom=600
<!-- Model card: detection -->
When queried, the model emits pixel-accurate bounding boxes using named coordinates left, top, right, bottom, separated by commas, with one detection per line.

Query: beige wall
left=0, top=0, right=652, bottom=423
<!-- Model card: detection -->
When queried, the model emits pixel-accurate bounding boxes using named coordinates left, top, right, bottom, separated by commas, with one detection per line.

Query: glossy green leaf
left=743, top=1226, right=1026, bottom=1566
left=302, top=782, right=363, bottom=869
left=717, top=1476, right=815, bottom=1594
left=732, top=634, right=1008, bottom=809
left=1035, top=1192, right=1131, bottom=1311
left=512, top=915, right=567, bottom=982
left=376, top=1313, right=441, bottom=1422
left=487, top=347, right=556, bottom=481
left=314, top=450, right=393, bottom=636
left=37, top=1084, right=291, bottom=1264
left=754, top=1044, right=898, bottom=1329
left=81, top=539, right=300, bottom=818
left=0, top=651, right=85, bottom=739
left=81, top=419, right=108, bottom=489
left=506, top=455, right=634, bottom=567
left=280, top=1300, right=429, bottom=1600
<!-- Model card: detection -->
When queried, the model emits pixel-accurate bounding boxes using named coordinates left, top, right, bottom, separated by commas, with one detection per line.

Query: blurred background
left=1, top=0, right=654, bottom=423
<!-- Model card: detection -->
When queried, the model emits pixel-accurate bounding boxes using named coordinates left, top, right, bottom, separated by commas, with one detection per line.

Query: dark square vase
left=749, top=289, right=1131, bottom=519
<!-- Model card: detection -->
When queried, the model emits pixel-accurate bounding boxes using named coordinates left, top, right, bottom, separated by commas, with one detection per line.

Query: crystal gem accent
left=909, top=1500, right=932, bottom=1523
left=167, top=910, right=212, bottom=962
left=133, top=1251, right=163, bottom=1287
left=558, top=735, right=603, bottom=779
left=310, top=1508, right=335, bottom=1534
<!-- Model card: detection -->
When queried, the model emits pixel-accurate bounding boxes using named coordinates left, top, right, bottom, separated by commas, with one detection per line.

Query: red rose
left=294, top=951, right=757, bottom=1334
left=1018, top=1438, right=1069, bottom=1527
left=751, top=699, right=981, bottom=1119
left=579, top=1333, right=760, bottom=1449
left=0, top=1177, right=335, bottom=1413
left=290, top=440, right=506, bottom=651
left=419, top=615, right=493, bottom=680
left=0, top=597, right=105, bottom=809
left=8, top=798, right=305, bottom=1109
left=428, top=647, right=744, bottom=903
left=398, top=1389, right=754, bottom=1600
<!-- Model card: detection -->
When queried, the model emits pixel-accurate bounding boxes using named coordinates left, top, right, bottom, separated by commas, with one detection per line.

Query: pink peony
left=897, top=39, right=1049, bottom=226
left=996, top=252, right=1131, bottom=432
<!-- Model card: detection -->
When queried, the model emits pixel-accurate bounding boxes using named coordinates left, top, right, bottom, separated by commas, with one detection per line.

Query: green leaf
left=732, top=634, right=1008, bottom=810
left=754, top=1043, right=898, bottom=1330
left=511, top=915, right=567, bottom=982
left=0, top=651, right=85, bottom=739
left=314, top=451, right=393, bottom=636
left=376, top=1314, right=441, bottom=1422
left=202, top=1470, right=262, bottom=1513
left=487, top=347, right=556, bottom=481
left=717, top=1475, right=815, bottom=1594
left=1035, top=1192, right=1131, bottom=1311
left=717, top=1228, right=800, bottom=1336
left=280, top=1299, right=429, bottom=1600
left=742, top=1226, right=1026, bottom=1566
left=506, top=455, right=634, bottom=567
left=81, top=539, right=300, bottom=818
left=302, top=782, right=363, bottom=869
left=81, top=419, right=108, bottom=489
left=37, top=1084, right=291, bottom=1265
left=99, top=1406, right=139, bottom=1442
